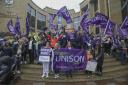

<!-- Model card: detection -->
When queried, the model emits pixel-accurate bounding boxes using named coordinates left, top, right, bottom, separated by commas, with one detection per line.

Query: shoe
left=24, top=61, right=27, bottom=64
left=46, top=76, right=49, bottom=78
left=17, top=70, right=21, bottom=74
left=41, top=75, right=45, bottom=78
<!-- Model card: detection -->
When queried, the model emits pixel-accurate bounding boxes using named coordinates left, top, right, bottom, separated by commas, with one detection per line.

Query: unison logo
left=55, top=55, right=85, bottom=63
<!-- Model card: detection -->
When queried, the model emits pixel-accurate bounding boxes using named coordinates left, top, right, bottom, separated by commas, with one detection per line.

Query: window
left=27, top=4, right=36, bottom=30
left=96, top=27, right=100, bottom=34
left=73, top=17, right=80, bottom=31
left=81, top=5, right=88, bottom=14
left=37, top=12, right=46, bottom=30
left=94, top=0, right=98, bottom=12
left=121, top=0, right=128, bottom=21
left=58, top=16, right=62, bottom=23
left=106, top=0, right=109, bottom=17
left=5, top=0, right=13, bottom=5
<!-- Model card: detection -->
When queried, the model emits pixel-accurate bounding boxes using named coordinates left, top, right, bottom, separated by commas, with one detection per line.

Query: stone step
left=22, top=61, right=122, bottom=75
left=21, top=64, right=42, bottom=69
left=103, top=61, right=120, bottom=67
left=21, top=74, right=43, bottom=82
left=42, top=69, right=128, bottom=82
left=103, top=65, right=128, bottom=73
left=104, top=58, right=116, bottom=63
left=21, top=65, right=128, bottom=78
left=21, top=67, right=128, bottom=82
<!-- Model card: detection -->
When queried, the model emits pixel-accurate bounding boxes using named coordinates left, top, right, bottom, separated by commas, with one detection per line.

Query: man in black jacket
left=96, top=44, right=104, bottom=76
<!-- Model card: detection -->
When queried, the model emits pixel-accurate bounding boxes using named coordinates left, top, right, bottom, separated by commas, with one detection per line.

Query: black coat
left=97, top=47, right=104, bottom=66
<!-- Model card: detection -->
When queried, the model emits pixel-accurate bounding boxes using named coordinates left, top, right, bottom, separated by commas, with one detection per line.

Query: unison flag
left=120, top=17, right=128, bottom=36
left=91, top=12, right=108, bottom=28
left=7, top=19, right=16, bottom=35
left=57, top=6, right=72, bottom=24
left=80, top=8, right=91, bottom=32
left=26, top=15, right=30, bottom=35
left=104, top=20, right=116, bottom=35
left=15, top=16, right=21, bottom=35
left=49, top=13, right=56, bottom=29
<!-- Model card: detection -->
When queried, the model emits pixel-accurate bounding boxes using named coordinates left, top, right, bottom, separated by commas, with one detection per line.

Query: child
left=39, top=41, right=54, bottom=78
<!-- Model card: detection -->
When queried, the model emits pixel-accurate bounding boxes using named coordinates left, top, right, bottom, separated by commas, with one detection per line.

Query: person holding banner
left=65, top=41, right=73, bottom=78
left=39, top=41, right=54, bottom=78
left=96, top=44, right=104, bottom=76
left=53, top=43, right=60, bottom=78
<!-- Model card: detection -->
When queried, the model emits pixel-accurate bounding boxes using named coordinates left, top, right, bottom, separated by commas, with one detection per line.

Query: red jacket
left=47, top=35, right=63, bottom=48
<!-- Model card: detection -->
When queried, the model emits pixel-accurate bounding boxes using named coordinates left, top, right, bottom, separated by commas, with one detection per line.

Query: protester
left=96, top=44, right=104, bottom=76
left=53, top=43, right=60, bottom=78
left=28, top=37, right=35, bottom=64
left=40, top=41, right=54, bottom=78
left=65, top=41, right=73, bottom=78
left=47, top=33, right=63, bottom=49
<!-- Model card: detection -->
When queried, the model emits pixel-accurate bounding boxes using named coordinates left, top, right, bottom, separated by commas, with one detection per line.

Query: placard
left=86, top=61, right=97, bottom=72
left=39, top=56, right=50, bottom=62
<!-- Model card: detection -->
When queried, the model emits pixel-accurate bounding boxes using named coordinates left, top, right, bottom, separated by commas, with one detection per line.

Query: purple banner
left=26, top=15, right=30, bottom=35
left=7, top=19, right=16, bottom=35
left=91, top=12, right=108, bottom=28
left=80, top=8, right=91, bottom=32
left=15, top=16, right=21, bottom=35
left=49, top=13, right=56, bottom=29
left=57, top=6, right=72, bottom=24
left=53, top=48, right=87, bottom=71
left=104, top=20, right=116, bottom=35
left=120, top=17, right=128, bottom=36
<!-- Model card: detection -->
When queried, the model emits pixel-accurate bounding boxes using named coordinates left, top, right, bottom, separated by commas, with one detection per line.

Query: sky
left=32, top=0, right=84, bottom=12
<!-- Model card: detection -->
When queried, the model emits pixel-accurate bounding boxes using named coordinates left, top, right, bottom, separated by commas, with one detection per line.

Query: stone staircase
left=21, top=56, right=128, bottom=83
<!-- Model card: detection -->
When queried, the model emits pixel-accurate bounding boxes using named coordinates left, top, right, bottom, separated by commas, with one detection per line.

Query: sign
left=39, top=56, right=50, bottom=62
left=86, top=61, right=97, bottom=72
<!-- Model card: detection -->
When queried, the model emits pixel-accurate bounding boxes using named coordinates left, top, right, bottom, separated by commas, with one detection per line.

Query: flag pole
left=103, top=20, right=110, bottom=35
left=119, top=17, right=127, bottom=30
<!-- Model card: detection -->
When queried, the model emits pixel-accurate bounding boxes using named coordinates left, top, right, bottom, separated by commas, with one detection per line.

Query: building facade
left=80, top=0, right=127, bottom=34
left=0, top=0, right=81, bottom=33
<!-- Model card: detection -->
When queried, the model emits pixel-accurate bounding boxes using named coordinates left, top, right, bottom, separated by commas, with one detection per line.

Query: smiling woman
left=32, top=0, right=84, bottom=12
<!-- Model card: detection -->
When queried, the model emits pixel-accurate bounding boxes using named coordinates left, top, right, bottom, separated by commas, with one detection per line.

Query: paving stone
left=33, top=82, right=45, bottom=85
left=107, top=82, right=116, bottom=85
left=114, top=77, right=127, bottom=82
left=86, top=81, right=97, bottom=85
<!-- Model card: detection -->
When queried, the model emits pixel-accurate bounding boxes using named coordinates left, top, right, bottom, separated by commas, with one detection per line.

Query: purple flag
left=104, top=20, right=116, bottom=35
left=15, top=16, right=21, bottom=35
left=80, top=8, right=91, bottom=32
left=120, top=17, right=128, bottom=36
left=57, top=6, right=72, bottom=24
left=112, top=35, right=120, bottom=48
left=7, top=19, right=16, bottom=35
left=26, top=15, right=30, bottom=35
left=49, top=13, right=56, bottom=29
left=91, top=12, right=108, bottom=28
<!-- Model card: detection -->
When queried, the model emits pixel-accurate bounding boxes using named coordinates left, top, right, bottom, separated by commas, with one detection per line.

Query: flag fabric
left=80, top=8, right=91, bottom=32
left=120, top=17, right=128, bottom=36
left=15, top=16, right=21, bottom=35
left=49, top=13, right=56, bottom=29
left=7, top=19, right=16, bottom=35
left=83, top=32, right=90, bottom=45
left=26, top=15, right=30, bottom=35
left=57, top=6, right=72, bottom=24
left=104, top=20, right=116, bottom=35
left=91, top=12, right=108, bottom=28
left=112, top=34, right=121, bottom=48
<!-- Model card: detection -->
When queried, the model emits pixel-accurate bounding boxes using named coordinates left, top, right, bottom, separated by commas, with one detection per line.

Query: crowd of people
left=0, top=27, right=128, bottom=81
